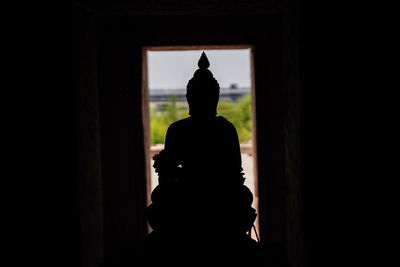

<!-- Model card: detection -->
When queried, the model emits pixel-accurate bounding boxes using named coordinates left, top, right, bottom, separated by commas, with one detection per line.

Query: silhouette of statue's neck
left=189, top=114, right=216, bottom=120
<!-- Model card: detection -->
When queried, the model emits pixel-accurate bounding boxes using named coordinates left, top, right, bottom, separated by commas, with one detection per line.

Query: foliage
left=150, top=94, right=252, bottom=144
left=217, top=94, right=252, bottom=143
left=150, top=95, right=187, bottom=144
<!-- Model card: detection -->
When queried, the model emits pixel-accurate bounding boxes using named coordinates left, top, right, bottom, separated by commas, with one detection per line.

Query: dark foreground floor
left=103, top=232, right=291, bottom=267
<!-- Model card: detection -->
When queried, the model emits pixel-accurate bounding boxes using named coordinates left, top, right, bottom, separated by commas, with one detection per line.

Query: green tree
left=150, top=95, right=188, bottom=144
left=217, top=94, right=252, bottom=143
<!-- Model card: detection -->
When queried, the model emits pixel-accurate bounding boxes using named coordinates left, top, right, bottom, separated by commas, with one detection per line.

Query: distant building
left=149, top=86, right=251, bottom=110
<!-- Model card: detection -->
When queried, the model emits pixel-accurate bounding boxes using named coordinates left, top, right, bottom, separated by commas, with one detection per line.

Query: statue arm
left=152, top=124, right=182, bottom=185
left=221, top=118, right=245, bottom=183
left=164, top=123, right=178, bottom=153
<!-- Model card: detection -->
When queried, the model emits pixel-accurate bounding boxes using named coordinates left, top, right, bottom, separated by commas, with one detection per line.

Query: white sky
left=147, top=49, right=252, bottom=90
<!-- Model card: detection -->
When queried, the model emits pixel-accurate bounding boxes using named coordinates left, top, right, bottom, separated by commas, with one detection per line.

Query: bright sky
left=147, top=49, right=252, bottom=90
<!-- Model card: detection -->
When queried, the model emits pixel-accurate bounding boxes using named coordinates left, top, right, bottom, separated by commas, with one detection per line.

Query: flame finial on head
left=198, top=52, right=210, bottom=69
left=186, top=51, right=220, bottom=116
left=187, top=51, right=219, bottom=92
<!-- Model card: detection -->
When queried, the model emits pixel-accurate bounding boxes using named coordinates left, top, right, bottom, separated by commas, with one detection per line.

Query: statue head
left=186, top=52, right=220, bottom=117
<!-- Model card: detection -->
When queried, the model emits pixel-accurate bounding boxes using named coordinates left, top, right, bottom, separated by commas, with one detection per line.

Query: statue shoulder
left=166, top=117, right=193, bottom=138
left=167, top=117, right=191, bottom=131
left=216, top=116, right=236, bottom=130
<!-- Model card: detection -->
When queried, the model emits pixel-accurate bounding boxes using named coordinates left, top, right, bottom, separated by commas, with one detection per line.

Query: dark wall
left=298, top=3, right=368, bottom=265
left=96, top=18, right=149, bottom=265
left=73, top=5, right=104, bottom=267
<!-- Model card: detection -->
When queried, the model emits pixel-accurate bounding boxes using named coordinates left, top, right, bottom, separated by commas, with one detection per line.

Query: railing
left=149, top=143, right=253, bottom=158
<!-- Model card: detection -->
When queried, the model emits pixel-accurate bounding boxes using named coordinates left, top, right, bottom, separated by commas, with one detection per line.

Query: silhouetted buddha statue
left=145, top=52, right=258, bottom=261
left=162, top=52, right=245, bottom=188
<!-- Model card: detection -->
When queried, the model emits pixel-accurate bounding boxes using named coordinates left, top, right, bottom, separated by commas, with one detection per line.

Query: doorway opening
left=142, top=45, right=259, bottom=239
